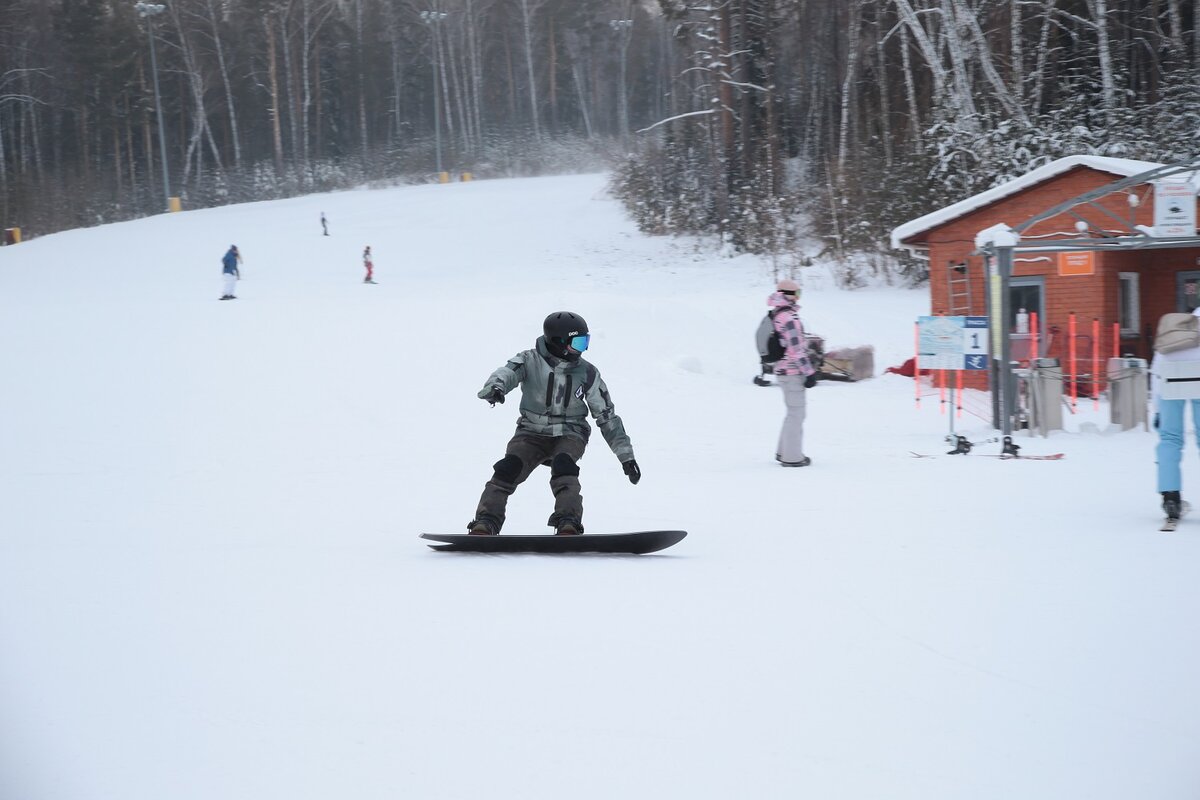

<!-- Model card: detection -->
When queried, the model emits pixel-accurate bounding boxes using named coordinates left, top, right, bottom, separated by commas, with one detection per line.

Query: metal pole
left=421, top=10, right=447, bottom=178
left=433, top=45, right=442, bottom=176
left=137, top=3, right=171, bottom=211
left=996, top=245, right=1015, bottom=437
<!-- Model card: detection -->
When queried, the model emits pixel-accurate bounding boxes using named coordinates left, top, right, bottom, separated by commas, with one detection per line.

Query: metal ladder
left=947, top=260, right=972, bottom=315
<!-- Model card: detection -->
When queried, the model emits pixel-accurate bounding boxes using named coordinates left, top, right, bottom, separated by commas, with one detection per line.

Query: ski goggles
left=568, top=334, right=591, bottom=353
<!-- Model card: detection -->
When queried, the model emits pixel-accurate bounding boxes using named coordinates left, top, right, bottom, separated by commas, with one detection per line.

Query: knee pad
left=492, top=454, right=524, bottom=483
left=550, top=452, right=580, bottom=478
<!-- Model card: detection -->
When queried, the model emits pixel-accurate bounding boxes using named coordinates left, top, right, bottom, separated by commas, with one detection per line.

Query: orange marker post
left=1092, top=317, right=1100, bottom=407
left=1031, top=311, right=1040, bottom=362
left=1068, top=312, right=1078, bottom=411
left=914, top=322, right=921, bottom=408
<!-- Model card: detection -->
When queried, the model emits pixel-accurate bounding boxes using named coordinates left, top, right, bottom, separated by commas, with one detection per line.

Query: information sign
left=918, top=316, right=989, bottom=371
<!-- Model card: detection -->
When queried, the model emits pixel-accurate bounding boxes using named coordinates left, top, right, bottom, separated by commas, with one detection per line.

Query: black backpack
left=756, top=311, right=786, bottom=364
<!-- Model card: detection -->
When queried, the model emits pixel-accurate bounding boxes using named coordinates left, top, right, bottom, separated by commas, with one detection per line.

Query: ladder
left=947, top=260, right=972, bottom=316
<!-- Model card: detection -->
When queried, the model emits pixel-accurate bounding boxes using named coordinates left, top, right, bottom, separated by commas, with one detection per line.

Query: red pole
left=1092, top=317, right=1100, bottom=406
left=1031, top=311, right=1040, bottom=361
left=914, top=322, right=920, bottom=408
left=1069, top=312, right=1078, bottom=410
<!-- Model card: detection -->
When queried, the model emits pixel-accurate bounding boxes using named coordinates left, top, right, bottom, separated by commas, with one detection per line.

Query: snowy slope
left=0, top=174, right=1197, bottom=800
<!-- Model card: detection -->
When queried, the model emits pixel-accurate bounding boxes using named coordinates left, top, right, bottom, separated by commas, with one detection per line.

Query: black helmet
left=543, top=311, right=590, bottom=359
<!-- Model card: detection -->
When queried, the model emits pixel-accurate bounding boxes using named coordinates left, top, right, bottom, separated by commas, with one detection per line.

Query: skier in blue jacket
left=220, top=245, right=241, bottom=300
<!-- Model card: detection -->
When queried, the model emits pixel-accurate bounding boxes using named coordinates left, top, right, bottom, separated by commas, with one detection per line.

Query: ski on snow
left=911, top=435, right=1063, bottom=460
left=910, top=451, right=1064, bottom=460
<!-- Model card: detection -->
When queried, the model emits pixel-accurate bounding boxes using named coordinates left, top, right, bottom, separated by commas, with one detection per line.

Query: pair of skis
left=910, top=435, right=1064, bottom=460
left=910, top=451, right=1065, bottom=460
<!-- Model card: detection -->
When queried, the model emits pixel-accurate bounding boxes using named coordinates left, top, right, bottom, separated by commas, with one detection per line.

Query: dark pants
left=474, top=432, right=587, bottom=532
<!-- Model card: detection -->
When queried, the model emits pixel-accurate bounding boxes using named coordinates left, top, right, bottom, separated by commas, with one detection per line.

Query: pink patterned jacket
left=768, top=292, right=816, bottom=377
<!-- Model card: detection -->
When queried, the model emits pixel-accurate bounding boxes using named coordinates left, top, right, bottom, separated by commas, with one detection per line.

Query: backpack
left=756, top=311, right=786, bottom=364
left=756, top=311, right=824, bottom=366
left=1154, top=312, right=1200, bottom=354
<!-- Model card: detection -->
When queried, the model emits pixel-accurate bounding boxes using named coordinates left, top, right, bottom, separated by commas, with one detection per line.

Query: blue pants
left=1155, top=398, right=1200, bottom=492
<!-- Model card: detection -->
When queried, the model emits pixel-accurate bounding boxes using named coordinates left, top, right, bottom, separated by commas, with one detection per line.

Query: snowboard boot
left=553, top=516, right=584, bottom=536
left=1163, top=491, right=1184, bottom=521
left=467, top=516, right=499, bottom=536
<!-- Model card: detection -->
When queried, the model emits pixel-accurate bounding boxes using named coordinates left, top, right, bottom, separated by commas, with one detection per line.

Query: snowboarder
left=220, top=245, right=241, bottom=300
left=321, top=212, right=329, bottom=236
left=768, top=279, right=817, bottom=467
left=467, top=311, right=640, bottom=536
left=363, top=245, right=376, bottom=283
left=1151, top=307, right=1200, bottom=529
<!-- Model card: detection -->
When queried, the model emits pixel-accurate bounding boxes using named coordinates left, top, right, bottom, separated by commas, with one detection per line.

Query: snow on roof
left=890, top=155, right=1163, bottom=251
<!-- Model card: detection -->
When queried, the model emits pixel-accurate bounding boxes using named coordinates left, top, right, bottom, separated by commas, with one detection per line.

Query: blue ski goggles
left=568, top=334, right=591, bottom=353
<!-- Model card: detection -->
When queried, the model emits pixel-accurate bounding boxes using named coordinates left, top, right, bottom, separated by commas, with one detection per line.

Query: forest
left=2, top=0, right=1199, bottom=279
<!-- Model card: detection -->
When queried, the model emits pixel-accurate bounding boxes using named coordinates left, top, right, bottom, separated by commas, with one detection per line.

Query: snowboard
left=419, top=530, right=687, bottom=555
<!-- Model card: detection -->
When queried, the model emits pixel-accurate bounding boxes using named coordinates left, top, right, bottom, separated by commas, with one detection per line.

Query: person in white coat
left=1150, top=307, right=1200, bottom=524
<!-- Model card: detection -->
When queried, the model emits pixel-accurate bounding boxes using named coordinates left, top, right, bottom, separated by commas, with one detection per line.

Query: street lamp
left=609, top=18, right=633, bottom=142
left=420, top=9, right=448, bottom=180
left=135, top=2, right=171, bottom=211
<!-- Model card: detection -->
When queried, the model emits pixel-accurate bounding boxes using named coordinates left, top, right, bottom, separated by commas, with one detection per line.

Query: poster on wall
left=1058, top=251, right=1095, bottom=276
left=1153, top=178, right=1199, bottom=236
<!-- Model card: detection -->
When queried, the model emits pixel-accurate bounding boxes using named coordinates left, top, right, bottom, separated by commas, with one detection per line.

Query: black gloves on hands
left=622, top=459, right=641, bottom=485
left=804, top=374, right=818, bottom=389
left=483, top=387, right=505, bottom=406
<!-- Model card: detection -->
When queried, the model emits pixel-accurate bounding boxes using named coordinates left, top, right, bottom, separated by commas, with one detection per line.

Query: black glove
left=622, top=460, right=641, bottom=485
left=483, top=387, right=505, bottom=406
left=804, top=374, right=818, bottom=389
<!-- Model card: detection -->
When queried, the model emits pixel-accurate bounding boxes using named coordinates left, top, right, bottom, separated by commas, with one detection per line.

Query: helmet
left=543, top=311, right=590, bottom=359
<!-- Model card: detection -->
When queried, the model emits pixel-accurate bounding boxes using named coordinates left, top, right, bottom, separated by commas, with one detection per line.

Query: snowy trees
left=609, top=0, right=1200, bottom=274
left=0, top=0, right=676, bottom=235
left=4, top=0, right=1200, bottom=252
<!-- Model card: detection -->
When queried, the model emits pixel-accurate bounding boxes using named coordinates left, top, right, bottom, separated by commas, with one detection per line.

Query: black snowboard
left=420, top=530, right=687, bottom=555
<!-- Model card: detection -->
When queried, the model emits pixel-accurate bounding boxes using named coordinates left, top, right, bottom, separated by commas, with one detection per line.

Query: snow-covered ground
left=1, top=174, right=1197, bottom=800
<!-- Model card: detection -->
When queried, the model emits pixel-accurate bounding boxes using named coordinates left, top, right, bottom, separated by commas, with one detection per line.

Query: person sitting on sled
left=467, top=311, right=641, bottom=536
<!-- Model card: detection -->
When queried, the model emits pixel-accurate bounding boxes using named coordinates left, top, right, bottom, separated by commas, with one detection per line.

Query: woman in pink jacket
left=768, top=279, right=817, bottom=467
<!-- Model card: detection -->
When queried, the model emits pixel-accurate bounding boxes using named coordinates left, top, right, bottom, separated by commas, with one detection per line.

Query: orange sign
left=1058, top=251, right=1095, bottom=276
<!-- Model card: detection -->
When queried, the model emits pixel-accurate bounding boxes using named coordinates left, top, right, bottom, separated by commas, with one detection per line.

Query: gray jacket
left=478, top=336, right=635, bottom=462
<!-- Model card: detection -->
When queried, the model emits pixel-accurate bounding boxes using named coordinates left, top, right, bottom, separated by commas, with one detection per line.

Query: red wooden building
left=892, top=155, right=1200, bottom=392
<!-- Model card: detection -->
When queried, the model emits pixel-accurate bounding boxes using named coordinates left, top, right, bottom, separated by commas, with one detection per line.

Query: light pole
left=420, top=9, right=448, bottom=180
left=135, top=2, right=171, bottom=211
left=609, top=18, right=633, bottom=143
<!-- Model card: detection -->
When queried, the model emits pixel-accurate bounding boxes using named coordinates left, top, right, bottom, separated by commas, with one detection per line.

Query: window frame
left=1117, top=272, right=1140, bottom=336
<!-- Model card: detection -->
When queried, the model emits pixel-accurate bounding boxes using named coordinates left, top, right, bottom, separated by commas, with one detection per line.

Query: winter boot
left=779, top=456, right=812, bottom=467
left=1163, top=491, right=1184, bottom=521
left=467, top=517, right=498, bottom=536
left=553, top=516, right=583, bottom=536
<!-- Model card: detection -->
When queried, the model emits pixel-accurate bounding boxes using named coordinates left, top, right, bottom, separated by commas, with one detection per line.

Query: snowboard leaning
left=420, top=530, right=687, bottom=555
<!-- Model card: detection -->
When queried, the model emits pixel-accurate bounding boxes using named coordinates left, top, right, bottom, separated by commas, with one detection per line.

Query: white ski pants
left=776, top=374, right=807, bottom=462
left=222, top=272, right=238, bottom=297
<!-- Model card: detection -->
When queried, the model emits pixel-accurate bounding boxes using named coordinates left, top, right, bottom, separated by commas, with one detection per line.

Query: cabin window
left=1118, top=272, right=1139, bottom=336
